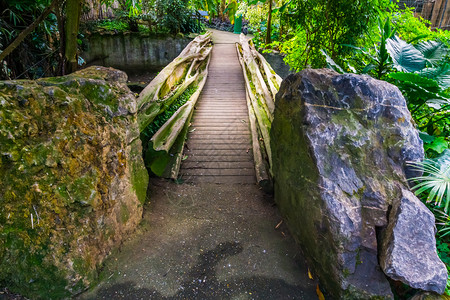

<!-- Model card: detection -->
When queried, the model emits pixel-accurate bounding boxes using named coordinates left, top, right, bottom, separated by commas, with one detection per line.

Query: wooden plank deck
left=180, top=41, right=256, bottom=184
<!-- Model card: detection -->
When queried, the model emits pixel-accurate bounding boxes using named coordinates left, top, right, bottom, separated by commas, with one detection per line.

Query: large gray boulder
left=271, top=69, right=447, bottom=298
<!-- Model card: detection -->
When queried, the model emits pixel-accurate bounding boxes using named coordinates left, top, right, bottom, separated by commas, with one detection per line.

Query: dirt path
left=79, top=180, right=317, bottom=299
left=79, top=30, right=317, bottom=300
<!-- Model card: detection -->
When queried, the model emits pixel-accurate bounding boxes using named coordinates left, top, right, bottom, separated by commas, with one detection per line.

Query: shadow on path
left=94, top=241, right=312, bottom=299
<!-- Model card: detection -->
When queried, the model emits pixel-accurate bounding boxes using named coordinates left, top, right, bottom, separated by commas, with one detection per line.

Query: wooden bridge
left=180, top=34, right=255, bottom=184
left=138, top=29, right=278, bottom=188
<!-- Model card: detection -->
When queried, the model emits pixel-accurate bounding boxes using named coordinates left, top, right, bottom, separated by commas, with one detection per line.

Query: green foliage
left=141, top=86, right=197, bottom=175
left=142, top=86, right=196, bottom=140
left=0, top=0, right=59, bottom=79
left=338, top=17, right=396, bottom=79
left=155, top=0, right=192, bottom=34
left=409, top=160, right=450, bottom=212
left=224, top=0, right=238, bottom=24
left=391, top=6, right=450, bottom=45
left=141, top=86, right=196, bottom=175
left=436, top=237, right=450, bottom=295
left=280, top=0, right=381, bottom=69
left=96, top=19, right=130, bottom=31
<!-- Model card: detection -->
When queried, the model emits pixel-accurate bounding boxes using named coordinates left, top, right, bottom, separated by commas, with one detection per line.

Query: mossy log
left=149, top=55, right=211, bottom=179
left=236, top=35, right=282, bottom=183
left=137, top=32, right=212, bottom=132
left=139, top=32, right=212, bottom=178
left=245, top=86, right=272, bottom=190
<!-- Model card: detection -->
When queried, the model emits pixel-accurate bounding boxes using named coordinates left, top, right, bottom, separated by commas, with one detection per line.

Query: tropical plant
left=224, top=0, right=238, bottom=24
left=279, top=0, right=382, bottom=69
left=409, top=159, right=450, bottom=213
left=155, top=0, right=192, bottom=34
left=190, top=0, right=220, bottom=19
left=0, top=0, right=60, bottom=79
left=385, top=36, right=450, bottom=139
left=340, top=17, right=396, bottom=79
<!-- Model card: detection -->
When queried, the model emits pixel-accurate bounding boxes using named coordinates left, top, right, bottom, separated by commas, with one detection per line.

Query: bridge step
left=180, top=43, right=256, bottom=184
left=181, top=175, right=256, bottom=184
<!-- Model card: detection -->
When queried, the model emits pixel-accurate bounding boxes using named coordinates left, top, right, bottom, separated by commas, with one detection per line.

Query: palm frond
left=415, top=40, right=448, bottom=67
left=419, top=63, right=450, bottom=90
left=408, top=160, right=450, bottom=212
left=386, top=35, right=427, bottom=73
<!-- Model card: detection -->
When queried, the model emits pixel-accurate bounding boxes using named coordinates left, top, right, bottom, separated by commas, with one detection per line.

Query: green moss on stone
left=0, top=66, right=146, bottom=298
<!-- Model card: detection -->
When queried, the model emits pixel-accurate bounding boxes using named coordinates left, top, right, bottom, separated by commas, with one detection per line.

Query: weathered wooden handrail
left=138, top=32, right=212, bottom=132
left=236, top=34, right=282, bottom=188
left=138, top=32, right=212, bottom=178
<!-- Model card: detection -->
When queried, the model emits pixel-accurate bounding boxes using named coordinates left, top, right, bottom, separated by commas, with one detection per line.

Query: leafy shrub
left=155, top=0, right=192, bottom=34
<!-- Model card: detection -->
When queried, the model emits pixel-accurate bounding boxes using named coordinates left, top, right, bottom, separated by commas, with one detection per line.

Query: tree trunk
left=0, top=0, right=59, bottom=62
left=64, top=0, right=82, bottom=74
left=55, top=1, right=66, bottom=75
left=265, top=0, right=272, bottom=44
left=220, top=0, right=226, bottom=21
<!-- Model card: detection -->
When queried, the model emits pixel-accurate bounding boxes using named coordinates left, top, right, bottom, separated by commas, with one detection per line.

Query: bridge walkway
left=179, top=31, right=255, bottom=184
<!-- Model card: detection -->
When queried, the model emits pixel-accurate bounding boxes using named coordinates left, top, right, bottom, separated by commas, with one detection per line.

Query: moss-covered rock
left=0, top=66, right=148, bottom=298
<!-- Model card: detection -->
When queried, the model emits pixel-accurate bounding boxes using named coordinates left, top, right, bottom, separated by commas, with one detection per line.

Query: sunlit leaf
left=386, top=35, right=427, bottom=73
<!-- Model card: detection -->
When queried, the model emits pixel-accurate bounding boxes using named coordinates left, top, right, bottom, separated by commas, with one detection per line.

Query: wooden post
left=439, top=0, right=450, bottom=29
left=431, top=0, right=444, bottom=28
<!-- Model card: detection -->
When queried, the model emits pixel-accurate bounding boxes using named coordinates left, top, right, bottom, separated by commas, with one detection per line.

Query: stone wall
left=82, top=32, right=192, bottom=74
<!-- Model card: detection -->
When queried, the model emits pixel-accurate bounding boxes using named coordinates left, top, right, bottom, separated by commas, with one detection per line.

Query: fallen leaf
left=316, top=284, right=325, bottom=300
left=308, top=268, right=313, bottom=280
left=275, top=220, right=283, bottom=229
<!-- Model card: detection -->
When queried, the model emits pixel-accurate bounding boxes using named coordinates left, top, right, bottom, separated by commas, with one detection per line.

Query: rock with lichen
left=271, top=69, right=447, bottom=299
left=0, top=66, right=148, bottom=298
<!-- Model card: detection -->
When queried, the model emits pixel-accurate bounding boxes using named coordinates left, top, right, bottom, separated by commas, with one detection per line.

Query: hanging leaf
left=320, top=49, right=344, bottom=74
left=415, top=40, right=448, bottom=67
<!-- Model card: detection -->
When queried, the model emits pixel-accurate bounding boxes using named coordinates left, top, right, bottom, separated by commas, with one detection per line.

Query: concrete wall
left=82, top=33, right=192, bottom=74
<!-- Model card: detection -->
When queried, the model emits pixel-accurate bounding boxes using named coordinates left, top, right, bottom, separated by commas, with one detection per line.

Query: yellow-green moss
left=0, top=67, right=147, bottom=299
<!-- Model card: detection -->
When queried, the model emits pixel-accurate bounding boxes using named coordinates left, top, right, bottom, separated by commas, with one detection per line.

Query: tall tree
left=265, top=0, right=272, bottom=44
